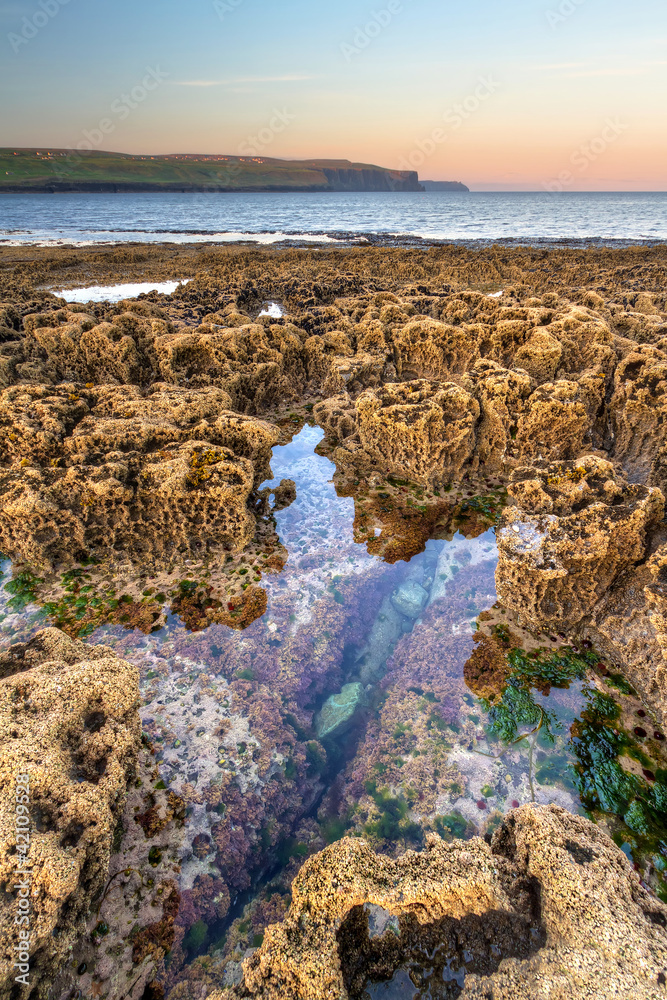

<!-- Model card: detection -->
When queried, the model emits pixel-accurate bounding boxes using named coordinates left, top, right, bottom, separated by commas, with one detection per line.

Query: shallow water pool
left=52, top=279, right=191, bottom=302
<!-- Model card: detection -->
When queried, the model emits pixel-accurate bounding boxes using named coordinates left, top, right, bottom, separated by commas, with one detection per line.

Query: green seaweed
left=276, top=838, right=309, bottom=865
left=605, top=671, right=636, bottom=696
left=184, top=919, right=208, bottom=954
left=569, top=686, right=667, bottom=868
left=482, top=647, right=597, bottom=750
left=4, top=570, right=43, bottom=611
left=455, top=490, right=507, bottom=525
left=434, top=811, right=467, bottom=840
left=485, top=679, right=552, bottom=744
left=320, top=816, right=351, bottom=845
left=507, top=646, right=595, bottom=689
left=305, top=741, right=327, bottom=776
left=363, top=781, right=422, bottom=844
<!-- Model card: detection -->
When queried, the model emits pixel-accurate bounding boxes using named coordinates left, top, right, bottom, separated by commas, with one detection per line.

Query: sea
left=0, top=190, right=666, bottom=246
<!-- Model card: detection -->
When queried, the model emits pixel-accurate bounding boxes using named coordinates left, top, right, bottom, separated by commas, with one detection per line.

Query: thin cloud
left=562, top=65, right=665, bottom=78
left=175, top=75, right=313, bottom=87
left=532, top=62, right=587, bottom=71
left=531, top=61, right=667, bottom=78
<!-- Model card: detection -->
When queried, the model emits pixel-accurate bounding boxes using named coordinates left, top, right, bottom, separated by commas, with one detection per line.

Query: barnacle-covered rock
left=496, top=456, right=664, bottom=629
left=212, top=805, right=667, bottom=1000
left=354, top=380, right=479, bottom=486
left=0, top=629, right=140, bottom=998
left=0, top=383, right=279, bottom=571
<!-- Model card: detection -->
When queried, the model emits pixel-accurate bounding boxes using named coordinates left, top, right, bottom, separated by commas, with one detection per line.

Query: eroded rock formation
left=0, top=629, right=140, bottom=998
left=211, top=805, right=667, bottom=1000
left=496, top=455, right=664, bottom=628
left=0, top=382, right=279, bottom=571
left=2, top=246, right=667, bottom=999
left=493, top=455, right=667, bottom=727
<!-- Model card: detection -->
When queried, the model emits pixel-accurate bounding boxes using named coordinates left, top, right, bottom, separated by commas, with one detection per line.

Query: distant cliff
left=0, top=149, right=422, bottom=193
left=319, top=167, right=420, bottom=192
left=421, top=180, right=470, bottom=192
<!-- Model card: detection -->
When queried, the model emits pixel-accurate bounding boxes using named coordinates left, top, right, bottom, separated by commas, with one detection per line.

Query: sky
left=0, top=0, right=665, bottom=190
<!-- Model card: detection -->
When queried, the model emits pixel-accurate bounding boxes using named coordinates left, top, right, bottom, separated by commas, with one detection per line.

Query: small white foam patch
left=54, top=280, right=191, bottom=303
left=205, top=231, right=339, bottom=245
left=488, top=290, right=503, bottom=298
left=258, top=302, right=285, bottom=319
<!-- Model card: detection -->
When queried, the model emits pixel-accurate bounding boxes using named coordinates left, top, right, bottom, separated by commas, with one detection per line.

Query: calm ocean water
left=1, top=191, right=666, bottom=246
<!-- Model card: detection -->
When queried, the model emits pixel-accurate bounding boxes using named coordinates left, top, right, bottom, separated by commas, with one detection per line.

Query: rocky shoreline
left=1, top=243, right=667, bottom=999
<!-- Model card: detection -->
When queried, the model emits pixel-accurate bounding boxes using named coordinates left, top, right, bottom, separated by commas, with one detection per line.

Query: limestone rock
left=609, top=349, right=667, bottom=490
left=312, top=393, right=357, bottom=445
left=393, top=317, right=482, bottom=381
left=0, top=627, right=114, bottom=680
left=0, top=629, right=141, bottom=998
left=212, top=805, right=667, bottom=1000
left=583, top=541, right=667, bottom=730
left=0, top=383, right=279, bottom=571
left=22, top=308, right=150, bottom=386
left=355, top=380, right=479, bottom=486
left=153, top=322, right=308, bottom=408
left=513, top=328, right=563, bottom=383
left=496, top=455, right=664, bottom=629
left=271, top=478, right=297, bottom=511
left=470, top=360, right=533, bottom=470
left=514, top=375, right=604, bottom=463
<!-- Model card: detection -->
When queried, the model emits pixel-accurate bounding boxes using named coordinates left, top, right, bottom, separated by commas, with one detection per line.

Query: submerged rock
left=0, top=629, right=140, bottom=998
left=357, top=594, right=405, bottom=685
left=391, top=579, right=428, bottom=618
left=315, top=682, right=364, bottom=739
left=212, top=805, right=667, bottom=1000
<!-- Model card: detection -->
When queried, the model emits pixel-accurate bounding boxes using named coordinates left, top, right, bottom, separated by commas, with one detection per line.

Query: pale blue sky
left=1, top=0, right=665, bottom=188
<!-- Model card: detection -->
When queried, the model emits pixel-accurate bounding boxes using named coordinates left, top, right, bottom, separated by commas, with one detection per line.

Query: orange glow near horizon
left=1, top=0, right=665, bottom=191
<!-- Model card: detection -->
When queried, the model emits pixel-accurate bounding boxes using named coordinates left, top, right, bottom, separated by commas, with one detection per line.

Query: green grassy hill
left=0, top=149, right=423, bottom=193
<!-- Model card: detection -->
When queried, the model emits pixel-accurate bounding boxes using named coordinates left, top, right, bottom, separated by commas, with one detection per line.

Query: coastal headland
left=0, top=150, right=427, bottom=193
